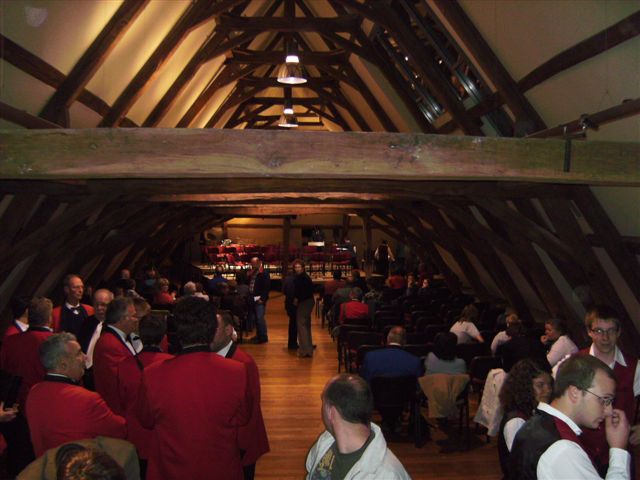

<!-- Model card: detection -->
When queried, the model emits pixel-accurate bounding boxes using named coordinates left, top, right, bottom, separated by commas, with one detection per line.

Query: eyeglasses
left=590, top=327, right=618, bottom=337
left=582, top=389, right=615, bottom=407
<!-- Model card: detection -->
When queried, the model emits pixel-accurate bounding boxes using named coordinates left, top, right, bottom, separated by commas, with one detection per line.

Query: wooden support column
left=341, top=214, right=350, bottom=243
left=359, top=213, right=372, bottom=275
left=282, top=216, right=291, bottom=276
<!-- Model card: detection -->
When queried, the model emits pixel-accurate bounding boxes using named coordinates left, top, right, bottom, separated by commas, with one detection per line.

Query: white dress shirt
left=536, top=402, right=630, bottom=480
left=503, top=416, right=526, bottom=452
left=85, top=322, right=103, bottom=368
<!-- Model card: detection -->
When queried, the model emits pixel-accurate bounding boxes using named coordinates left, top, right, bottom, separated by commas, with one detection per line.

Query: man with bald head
left=306, top=374, right=409, bottom=479
left=52, top=274, right=94, bottom=335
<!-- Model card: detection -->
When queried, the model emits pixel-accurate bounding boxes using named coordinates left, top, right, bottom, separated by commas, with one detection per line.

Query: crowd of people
left=0, top=246, right=639, bottom=479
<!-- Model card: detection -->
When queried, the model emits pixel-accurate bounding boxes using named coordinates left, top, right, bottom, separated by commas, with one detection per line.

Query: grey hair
left=40, top=332, right=77, bottom=372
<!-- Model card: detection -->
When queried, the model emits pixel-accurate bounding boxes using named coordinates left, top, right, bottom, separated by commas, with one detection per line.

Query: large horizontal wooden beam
left=229, top=49, right=348, bottom=65
left=216, top=14, right=361, bottom=32
left=1, top=129, right=637, bottom=185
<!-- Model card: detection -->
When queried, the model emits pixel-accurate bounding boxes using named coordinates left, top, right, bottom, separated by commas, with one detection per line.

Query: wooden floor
left=241, top=293, right=504, bottom=480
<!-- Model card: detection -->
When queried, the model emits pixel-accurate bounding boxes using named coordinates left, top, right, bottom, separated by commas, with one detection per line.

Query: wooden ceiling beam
left=305, top=105, right=344, bottom=128
left=3, top=129, right=637, bottom=185
left=39, top=0, right=150, bottom=126
left=205, top=85, right=269, bottom=128
left=216, top=14, right=362, bottom=32
left=239, top=76, right=337, bottom=88
left=520, top=10, right=640, bottom=93
left=143, top=1, right=252, bottom=128
left=431, top=0, right=546, bottom=132
left=98, top=0, right=217, bottom=127
left=227, top=49, right=348, bottom=65
left=0, top=101, right=63, bottom=129
left=0, top=35, right=137, bottom=127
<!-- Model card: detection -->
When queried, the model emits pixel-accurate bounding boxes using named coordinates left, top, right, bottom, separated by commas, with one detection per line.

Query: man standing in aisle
left=248, top=257, right=270, bottom=344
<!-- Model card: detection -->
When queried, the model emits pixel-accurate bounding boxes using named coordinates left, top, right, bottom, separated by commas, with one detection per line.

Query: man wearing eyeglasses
left=573, top=305, right=640, bottom=475
left=510, top=354, right=630, bottom=479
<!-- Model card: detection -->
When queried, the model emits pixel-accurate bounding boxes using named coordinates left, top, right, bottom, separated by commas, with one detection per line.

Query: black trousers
left=285, top=301, right=298, bottom=348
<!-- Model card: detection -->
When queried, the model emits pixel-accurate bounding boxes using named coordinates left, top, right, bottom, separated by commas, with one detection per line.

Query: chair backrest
left=370, top=376, right=417, bottom=409
left=407, top=331, right=429, bottom=344
left=455, top=342, right=489, bottom=367
left=347, top=331, right=383, bottom=351
left=337, top=324, right=372, bottom=344
left=424, top=324, right=449, bottom=342
left=469, top=355, right=503, bottom=384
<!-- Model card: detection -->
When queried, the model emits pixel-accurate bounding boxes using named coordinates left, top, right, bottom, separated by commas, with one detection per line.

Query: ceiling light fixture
left=278, top=113, right=299, bottom=128
left=277, top=40, right=307, bottom=85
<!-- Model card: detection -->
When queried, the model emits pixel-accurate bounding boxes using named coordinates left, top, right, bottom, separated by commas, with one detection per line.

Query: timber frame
left=1, top=128, right=639, bottom=354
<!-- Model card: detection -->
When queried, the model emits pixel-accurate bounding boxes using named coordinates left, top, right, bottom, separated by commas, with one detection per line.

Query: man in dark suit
left=93, top=297, right=139, bottom=415
left=51, top=274, right=94, bottom=335
left=0, top=297, right=54, bottom=474
left=248, top=257, right=270, bottom=344
left=212, top=311, right=269, bottom=480
left=26, top=333, right=126, bottom=457
left=136, top=297, right=251, bottom=480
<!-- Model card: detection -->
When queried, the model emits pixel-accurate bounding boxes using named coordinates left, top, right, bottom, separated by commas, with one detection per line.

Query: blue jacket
left=360, top=346, right=423, bottom=382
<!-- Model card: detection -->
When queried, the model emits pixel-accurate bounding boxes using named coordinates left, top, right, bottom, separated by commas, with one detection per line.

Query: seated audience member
left=153, top=278, right=175, bottom=306
left=306, top=374, right=410, bottom=479
left=93, top=297, right=140, bottom=415
left=510, top=355, right=630, bottom=479
left=360, top=327, right=423, bottom=383
left=540, top=317, right=578, bottom=367
left=425, top=332, right=466, bottom=375
left=4, top=296, right=30, bottom=337
left=207, top=265, right=228, bottom=297
left=417, top=278, right=431, bottom=298
left=497, top=359, right=552, bottom=478
left=135, top=297, right=251, bottom=480
left=55, top=443, right=126, bottom=480
left=351, top=270, right=369, bottom=295
left=403, top=273, right=419, bottom=298
left=450, top=304, right=484, bottom=344
left=491, top=313, right=522, bottom=354
left=496, top=319, right=548, bottom=373
left=386, top=270, right=406, bottom=291
left=0, top=297, right=55, bottom=474
left=212, top=312, right=269, bottom=480
left=496, top=317, right=551, bottom=373
left=324, top=270, right=346, bottom=297
left=138, top=265, right=158, bottom=299
left=338, top=288, right=369, bottom=324
left=182, top=281, right=210, bottom=301
left=52, top=274, right=94, bottom=336
left=116, top=315, right=172, bottom=472
left=27, top=333, right=126, bottom=457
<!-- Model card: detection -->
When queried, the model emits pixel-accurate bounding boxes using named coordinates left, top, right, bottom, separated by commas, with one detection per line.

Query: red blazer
left=0, top=328, right=53, bottom=411
left=227, top=344, right=270, bottom=465
left=93, top=326, right=135, bottom=415
left=26, top=376, right=126, bottom=456
left=136, top=347, right=251, bottom=480
left=3, top=320, right=27, bottom=339
left=51, top=303, right=94, bottom=332
left=116, top=349, right=172, bottom=460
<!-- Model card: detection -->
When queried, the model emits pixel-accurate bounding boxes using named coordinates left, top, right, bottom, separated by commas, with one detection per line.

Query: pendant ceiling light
left=278, top=113, right=298, bottom=128
left=277, top=40, right=306, bottom=85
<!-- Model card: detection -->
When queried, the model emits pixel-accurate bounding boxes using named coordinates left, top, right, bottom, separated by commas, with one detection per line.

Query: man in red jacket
left=212, top=311, right=269, bottom=480
left=51, top=274, right=94, bottom=336
left=26, top=333, right=126, bottom=456
left=3, top=296, right=29, bottom=338
left=0, top=297, right=54, bottom=474
left=93, top=297, right=139, bottom=415
left=136, top=297, right=251, bottom=480
left=117, top=314, right=172, bottom=473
